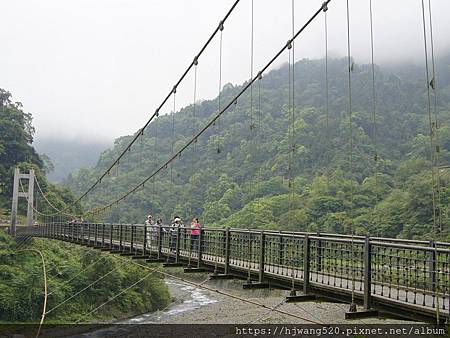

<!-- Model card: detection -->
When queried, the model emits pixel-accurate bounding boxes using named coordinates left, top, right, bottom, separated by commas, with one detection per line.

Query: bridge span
left=18, top=223, right=450, bottom=323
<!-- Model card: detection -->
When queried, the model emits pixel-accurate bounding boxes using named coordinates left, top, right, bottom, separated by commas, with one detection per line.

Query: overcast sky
left=1, top=0, right=449, bottom=143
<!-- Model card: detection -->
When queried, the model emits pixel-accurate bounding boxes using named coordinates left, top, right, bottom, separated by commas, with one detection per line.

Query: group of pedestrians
left=68, top=217, right=85, bottom=225
left=144, top=214, right=201, bottom=252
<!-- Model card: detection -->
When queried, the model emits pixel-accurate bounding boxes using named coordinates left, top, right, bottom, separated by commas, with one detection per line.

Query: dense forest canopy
left=65, top=56, right=450, bottom=240
left=0, top=90, right=169, bottom=323
left=0, top=233, right=169, bottom=322
left=0, top=89, right=82, bottom=218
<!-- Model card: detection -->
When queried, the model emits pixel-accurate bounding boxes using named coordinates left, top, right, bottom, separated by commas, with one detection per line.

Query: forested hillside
left=0, top=233, right=169, bottom=323
left=0, top=89, right=170, bottom=323
left=66, top=56, right=450, bottom=240
left=0, top=89, right=81, bottom=217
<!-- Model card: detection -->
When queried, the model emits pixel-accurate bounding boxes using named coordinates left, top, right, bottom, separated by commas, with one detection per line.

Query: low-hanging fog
left=1, top=0, right=449, bottom=143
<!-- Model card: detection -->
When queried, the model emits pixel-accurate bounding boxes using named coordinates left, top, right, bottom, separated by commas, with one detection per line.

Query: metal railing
left=17, top=222, right=450, bottom=321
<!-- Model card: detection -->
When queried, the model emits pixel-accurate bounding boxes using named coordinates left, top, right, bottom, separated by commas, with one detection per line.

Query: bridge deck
left=18, top=223, right=450, bottom=323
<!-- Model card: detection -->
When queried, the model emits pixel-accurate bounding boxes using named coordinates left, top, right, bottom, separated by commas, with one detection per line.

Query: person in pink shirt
left=190, top=217, right=201, bottom=251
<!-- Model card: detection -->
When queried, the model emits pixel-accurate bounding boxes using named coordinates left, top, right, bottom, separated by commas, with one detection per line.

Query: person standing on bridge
left=170, top=217, right=181, bottom=252
left=190, top=217, right=201, bottom=251
left=145, top=214, right=154, bottom=249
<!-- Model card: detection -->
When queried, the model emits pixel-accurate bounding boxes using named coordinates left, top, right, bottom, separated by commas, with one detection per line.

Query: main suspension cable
left=46, top=0, right=242, bottom=217
left=86, top=1, right=333, bottom=216
left=35, top=177, right=63, bottom=214
left=18, top=178, right=75, bottom=218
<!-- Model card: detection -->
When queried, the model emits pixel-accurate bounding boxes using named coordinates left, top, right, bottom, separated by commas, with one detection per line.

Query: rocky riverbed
left=125, top=269, right=413, bottom=325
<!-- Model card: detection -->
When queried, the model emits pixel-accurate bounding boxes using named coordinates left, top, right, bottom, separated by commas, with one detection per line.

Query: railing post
left=80, top=224, right=84, bottom=243
left=94, top=224, right=98, bottom=246
left=224, top=228, right=230, bottom=274
left=175, top=226, right=181, bottom=263
left=197, top=228, right=204, bottom=268
left=316, top=232, right=322, bottom=272
left=130, top=224, right=134, bottom=253
left=303, top=234, right=310, bottom=294
left=143, top=224, right=148, bottom=256
left=363, top=235, right=372, bottom=309
left=88, top=223, right=91, bottom=245
left=259, top=231, right=265, bottom=283
left=119, top=224, right=123, bottom=251
left=428, top=240, right=436, bottom=294
left=109, top=224, right=113, bottom=249
left=278, top=234, right=284, bottom=265
left=157, top=226, right=163, bottom=259
left=101, top=223, right=105, bottom=247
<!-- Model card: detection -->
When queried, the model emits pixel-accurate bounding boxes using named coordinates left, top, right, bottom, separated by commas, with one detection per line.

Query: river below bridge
left=75, top=273, right=414, bottom=337
left=125, top=273, right=413, bottom=325
left=123, top=278, right=219, bottom=324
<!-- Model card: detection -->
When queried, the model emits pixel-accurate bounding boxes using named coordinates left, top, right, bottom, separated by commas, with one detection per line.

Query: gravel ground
left=150, top=270, right=414, bottom=325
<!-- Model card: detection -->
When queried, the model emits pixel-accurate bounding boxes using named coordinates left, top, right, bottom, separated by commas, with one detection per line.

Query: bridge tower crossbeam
left=11, top=167, right=35, bottom=235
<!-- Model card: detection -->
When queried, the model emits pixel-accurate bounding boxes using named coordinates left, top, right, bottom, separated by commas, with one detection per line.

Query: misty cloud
left=1, top=0, right=449, bottom=142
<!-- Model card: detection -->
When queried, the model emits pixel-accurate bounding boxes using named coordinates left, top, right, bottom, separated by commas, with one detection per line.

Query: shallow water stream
left=123, top=279, right=218, bottom=323
left=75, top=278, right=217, bottom=337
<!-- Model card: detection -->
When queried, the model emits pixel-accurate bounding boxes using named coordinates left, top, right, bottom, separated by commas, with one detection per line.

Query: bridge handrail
left=25, top=222, right=450, bottom=249
left=370, top=240, right=450, bottom=254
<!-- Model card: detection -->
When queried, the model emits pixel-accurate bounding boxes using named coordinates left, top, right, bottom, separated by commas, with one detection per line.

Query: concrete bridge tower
left=10, top=167, right=35, bottom=236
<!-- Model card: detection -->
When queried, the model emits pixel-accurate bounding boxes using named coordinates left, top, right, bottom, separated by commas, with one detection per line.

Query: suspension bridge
left=7, top=0, right=449, bottom=327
